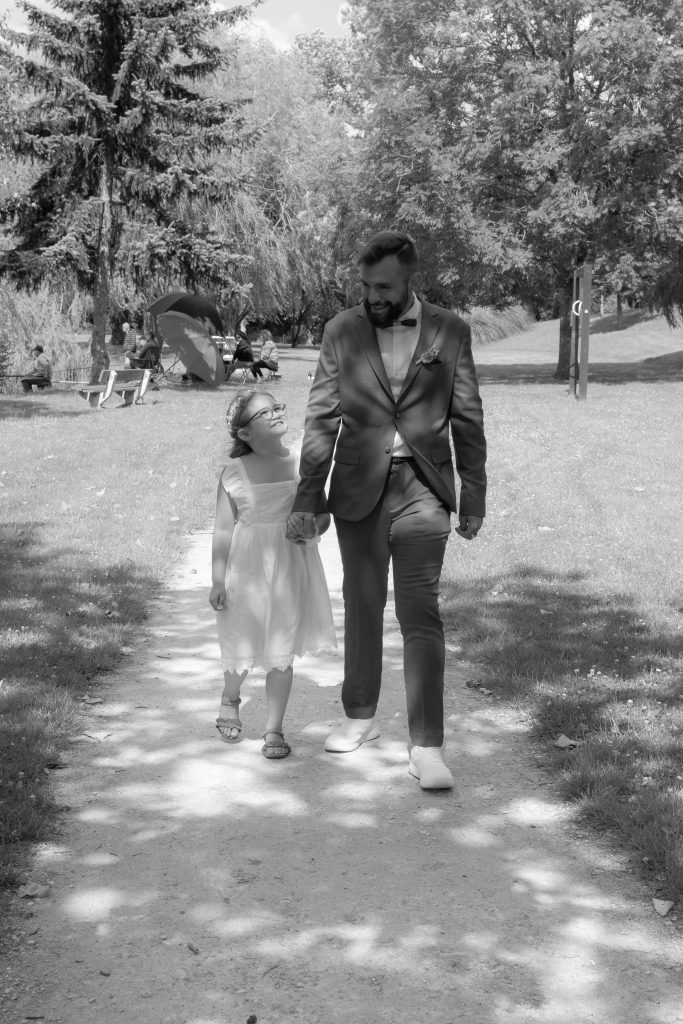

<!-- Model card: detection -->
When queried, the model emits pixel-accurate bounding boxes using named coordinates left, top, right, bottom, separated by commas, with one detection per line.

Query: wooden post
left=570, top=269, right=580, bottom=394
left=570, top=264, right=591, bottom=400
left=577, top=264, right=591, bottom=401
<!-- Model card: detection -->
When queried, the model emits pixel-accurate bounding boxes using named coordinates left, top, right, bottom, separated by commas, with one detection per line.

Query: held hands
left=286, top=511, right=318, bottom=545
left=455, top=515, right=483, bottom=541
left=209, top=583, right=227, bottom=610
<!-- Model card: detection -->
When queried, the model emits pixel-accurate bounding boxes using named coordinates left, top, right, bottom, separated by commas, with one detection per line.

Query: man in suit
left=287, top=231, right=487, bottom=789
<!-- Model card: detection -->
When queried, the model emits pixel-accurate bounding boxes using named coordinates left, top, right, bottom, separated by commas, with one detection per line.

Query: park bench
left=70, top=368, right=151, bottom=409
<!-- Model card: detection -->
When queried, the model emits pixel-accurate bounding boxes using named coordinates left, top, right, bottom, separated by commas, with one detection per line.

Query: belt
left=390, top=456, right=414, bottom=464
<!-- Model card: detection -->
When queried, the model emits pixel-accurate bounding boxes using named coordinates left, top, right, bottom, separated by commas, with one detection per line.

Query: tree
left=458, top=0, right=683, bottom=374
left=0, top=0, right=256, bottom=378
left=338, top=0, right=531, bottom=310
left=343, top=0, right=683, bottom=374
left=199, top=37, right=356, bottom=341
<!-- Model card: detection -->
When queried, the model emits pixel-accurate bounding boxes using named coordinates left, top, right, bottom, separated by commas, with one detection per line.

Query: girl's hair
left=226, top=389, right=275, bottom=458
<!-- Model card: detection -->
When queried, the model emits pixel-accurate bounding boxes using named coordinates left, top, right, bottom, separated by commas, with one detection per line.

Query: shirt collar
left=399, top=292, right=420, bottom=322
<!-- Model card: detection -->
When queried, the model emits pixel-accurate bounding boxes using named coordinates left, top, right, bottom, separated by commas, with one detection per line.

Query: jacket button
left=384, top=446, right=391, bottom=454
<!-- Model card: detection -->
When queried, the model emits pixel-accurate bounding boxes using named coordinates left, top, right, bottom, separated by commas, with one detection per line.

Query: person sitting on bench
left=223, top=333, right=254, bottom=381
left=250, top=330, right=280, bottom=379
left=20, top=345, right=52, bottom=392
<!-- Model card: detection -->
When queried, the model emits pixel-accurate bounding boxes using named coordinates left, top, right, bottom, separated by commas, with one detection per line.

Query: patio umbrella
left=156, top=312, right=224, bottom=386
left=147, top=292, right=224, bottom=336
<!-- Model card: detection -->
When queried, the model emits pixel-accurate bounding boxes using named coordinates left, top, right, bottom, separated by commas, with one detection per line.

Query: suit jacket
left=292, top=301, right=487, bottom=522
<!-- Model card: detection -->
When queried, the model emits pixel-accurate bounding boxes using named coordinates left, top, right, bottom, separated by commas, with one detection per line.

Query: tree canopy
left=1, top=0, right=681, bottom=374
left=343, top=0, right=683, bottom=373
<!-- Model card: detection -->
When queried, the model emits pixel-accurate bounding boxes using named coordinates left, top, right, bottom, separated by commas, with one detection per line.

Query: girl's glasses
left=244, top=403, right=287, bottom=425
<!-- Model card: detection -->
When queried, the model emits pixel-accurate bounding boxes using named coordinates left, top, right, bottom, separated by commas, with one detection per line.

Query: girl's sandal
left=216, top=697, right=242, bottom=743
left=262, top=731, right=291, bottom=760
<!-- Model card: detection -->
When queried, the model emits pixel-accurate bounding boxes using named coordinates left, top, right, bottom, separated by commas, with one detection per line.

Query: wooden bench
left=70, top=369, right=151, bottom=409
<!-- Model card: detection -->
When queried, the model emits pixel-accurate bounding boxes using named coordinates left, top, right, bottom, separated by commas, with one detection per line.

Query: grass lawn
left=1, top=317, right=682, bottom=903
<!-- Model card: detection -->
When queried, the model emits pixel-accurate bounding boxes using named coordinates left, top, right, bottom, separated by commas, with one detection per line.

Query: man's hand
left=286, top=512, right=317, bottom=544
left=455, top=515, right=483, bottom=541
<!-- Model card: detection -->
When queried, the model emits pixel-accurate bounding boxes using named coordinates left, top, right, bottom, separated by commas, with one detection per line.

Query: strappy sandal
left=216, top=697, right=242, bottom=743
left=261, top=731, right=291, bottom=760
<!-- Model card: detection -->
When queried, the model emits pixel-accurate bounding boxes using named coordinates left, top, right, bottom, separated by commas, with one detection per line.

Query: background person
left=20, top=345, right=52, bottom=392
left=127, top=333, right=161, bottom=370
left=250, top=330, right=279, bottom=379
left=287, top=230, right=487, bottom=790
left=223, top=333, right=254, bottom=382
left=122, top=322, right=139, bottom=367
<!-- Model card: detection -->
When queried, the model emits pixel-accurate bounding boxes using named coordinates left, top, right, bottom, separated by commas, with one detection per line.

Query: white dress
left=215, top=458, right=337, bottom=673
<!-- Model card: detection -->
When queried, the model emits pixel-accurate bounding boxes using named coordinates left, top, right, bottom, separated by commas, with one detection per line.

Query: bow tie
left=394, top=318, right=417, bottom=327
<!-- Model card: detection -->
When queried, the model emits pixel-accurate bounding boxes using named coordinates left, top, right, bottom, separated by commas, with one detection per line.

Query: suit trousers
left=334, top=459, right=451, bottom=747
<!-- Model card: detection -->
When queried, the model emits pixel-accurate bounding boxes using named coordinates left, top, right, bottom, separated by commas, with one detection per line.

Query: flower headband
left=226, top=389, right=258, bottom=437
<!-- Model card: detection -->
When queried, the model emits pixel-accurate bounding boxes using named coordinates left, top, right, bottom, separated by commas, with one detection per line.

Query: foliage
left=469, top=304, right=534, bottom=346
left=0, top=0, right=257, bottom=373
left=343, top=0, right=683, bottom=374
left=0, top=281, right=85, bottom=390
left=193, top=37, right=356, bottom=341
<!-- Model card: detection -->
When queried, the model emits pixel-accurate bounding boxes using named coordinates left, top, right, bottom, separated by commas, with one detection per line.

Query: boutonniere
left=415, top=346, right=441, bottom=369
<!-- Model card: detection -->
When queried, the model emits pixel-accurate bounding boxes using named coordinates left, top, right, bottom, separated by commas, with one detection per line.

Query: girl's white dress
left=216, top=457, right=337, bottom=673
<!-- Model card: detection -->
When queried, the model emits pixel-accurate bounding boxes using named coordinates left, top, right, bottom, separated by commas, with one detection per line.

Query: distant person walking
left=20, top=345, right=52, bottom=392
left=209, top=389, right=336, bottom=759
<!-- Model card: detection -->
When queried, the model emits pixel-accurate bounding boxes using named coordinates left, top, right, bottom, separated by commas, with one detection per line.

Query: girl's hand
left=209, top=583, right=227, bottom=611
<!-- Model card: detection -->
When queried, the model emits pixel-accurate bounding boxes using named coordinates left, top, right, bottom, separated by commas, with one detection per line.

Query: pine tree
left=0, top=0, right=256, bottom=378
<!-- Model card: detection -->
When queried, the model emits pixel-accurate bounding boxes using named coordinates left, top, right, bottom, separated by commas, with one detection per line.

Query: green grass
left=1, top=316, right=682, bottom=905
left=0, top=346, right=317, bottom=885
left=441, top=313, right=683, bottom=899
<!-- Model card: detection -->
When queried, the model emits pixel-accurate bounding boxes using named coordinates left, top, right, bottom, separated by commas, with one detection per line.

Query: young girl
left=209, top=389, right=336, bottom=758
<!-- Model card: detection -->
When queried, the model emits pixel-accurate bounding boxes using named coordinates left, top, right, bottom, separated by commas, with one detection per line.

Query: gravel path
left=2, top=528, right=682, bottom=1024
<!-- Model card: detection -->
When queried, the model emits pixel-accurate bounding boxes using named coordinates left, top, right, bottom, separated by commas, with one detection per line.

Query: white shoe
left=408, top=745, right=454, bottom=789
left=325, top=719, right=380, bottom=753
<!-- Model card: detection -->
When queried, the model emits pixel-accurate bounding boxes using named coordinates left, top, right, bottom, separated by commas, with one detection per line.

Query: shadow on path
left=1, top=533, right=682, bottom=1024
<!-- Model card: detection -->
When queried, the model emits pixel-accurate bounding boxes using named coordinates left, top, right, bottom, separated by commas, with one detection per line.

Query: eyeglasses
left=244, top=403, right=287, bottom=425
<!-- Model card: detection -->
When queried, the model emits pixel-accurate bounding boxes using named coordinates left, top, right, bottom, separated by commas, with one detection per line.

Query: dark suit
left=293, top=300, right=487, bottom=745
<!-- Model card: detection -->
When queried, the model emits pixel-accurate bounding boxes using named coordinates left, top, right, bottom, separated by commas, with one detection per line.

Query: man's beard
left=363, top=294, right=408, bottom=328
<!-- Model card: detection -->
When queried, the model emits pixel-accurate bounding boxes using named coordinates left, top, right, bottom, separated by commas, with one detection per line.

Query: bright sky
left=0, top=0, right=350, bottom=47
left=230, top=0, right=349, bottom=47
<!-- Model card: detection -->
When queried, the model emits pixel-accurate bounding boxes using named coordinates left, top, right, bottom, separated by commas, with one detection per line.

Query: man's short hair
left=33, top=344, right=44, bottom=354
left=357, top=231, right=419, bottom=273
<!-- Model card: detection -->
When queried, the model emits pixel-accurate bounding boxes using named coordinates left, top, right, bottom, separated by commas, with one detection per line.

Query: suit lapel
left=355, top=311, right=394, bottom=402
left=397, top=306, right=440, bottom=402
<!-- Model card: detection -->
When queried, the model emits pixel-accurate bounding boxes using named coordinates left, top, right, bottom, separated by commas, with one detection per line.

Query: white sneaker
left=408, top=745, right=454, bottom=790
left=324, top=719, right=380, bottom=753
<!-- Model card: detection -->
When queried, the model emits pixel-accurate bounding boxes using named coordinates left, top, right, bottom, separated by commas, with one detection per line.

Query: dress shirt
left=375, top=293, right=422, bottom=456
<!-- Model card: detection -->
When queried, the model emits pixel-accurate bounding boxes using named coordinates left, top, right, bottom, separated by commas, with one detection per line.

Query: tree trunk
left=554, top=279, right=573, bottom=379
left=90, top=161, right=115, bottom=382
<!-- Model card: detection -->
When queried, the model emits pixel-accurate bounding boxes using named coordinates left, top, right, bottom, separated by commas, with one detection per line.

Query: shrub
left=469, top=304, right=535, bottom=345
left=0, top=282, right=86, bottom=391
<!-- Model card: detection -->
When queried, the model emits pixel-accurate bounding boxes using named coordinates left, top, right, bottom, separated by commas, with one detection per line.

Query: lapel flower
left=415, top=345, right=441, bottom=369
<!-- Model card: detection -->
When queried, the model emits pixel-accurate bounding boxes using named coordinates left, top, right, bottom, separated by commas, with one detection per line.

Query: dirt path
left=2, top=529, right=682, bottom=1024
